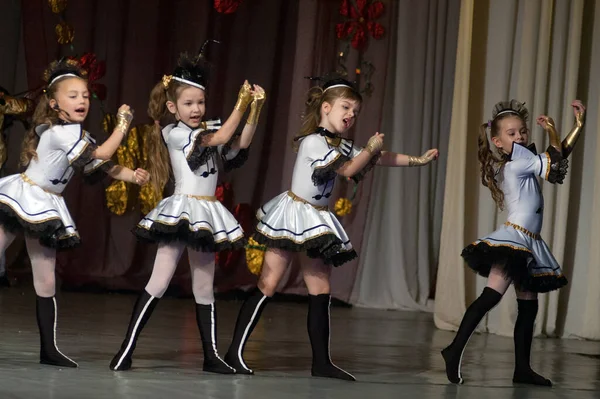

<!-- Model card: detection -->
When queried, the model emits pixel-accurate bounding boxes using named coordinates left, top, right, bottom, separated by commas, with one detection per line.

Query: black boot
left=109, top=291, right=158, bottom=371
left=512, top=299, right=552, bottom=386
left=308, top=293, right=355, bottom=381
left=224, top=288, right=270, bottom=374
left=36, top=296, right=78, bottom=367
left=441, top=287, right=503, bottom=384
left=196, top=303, right=235, bottom=374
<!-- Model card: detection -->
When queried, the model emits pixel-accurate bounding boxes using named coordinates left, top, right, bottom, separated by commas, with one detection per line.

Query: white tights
left=0, top=226, right=57, bottom=297
left=144, top=242, right=216, bottom=304
left=487, top=265, right=538, bottom=300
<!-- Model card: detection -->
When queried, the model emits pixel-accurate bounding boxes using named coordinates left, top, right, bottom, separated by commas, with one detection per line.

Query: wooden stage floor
left=0, top=286, right=598, bottom=398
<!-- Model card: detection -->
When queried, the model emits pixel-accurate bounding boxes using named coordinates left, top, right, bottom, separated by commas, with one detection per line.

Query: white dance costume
left=461, top=142, right=568, bottom=292
left=254, top=127, right=378, bottom=266
left=134, top=120, right=248, bottom=251
left=0, top=122, right=112, bottom=249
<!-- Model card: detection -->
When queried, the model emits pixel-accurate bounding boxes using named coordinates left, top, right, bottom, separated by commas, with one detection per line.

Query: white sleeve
left=302, top=135, right=350, bottom=186
left=507, top=147, right=567, bottom=184
left=179, top=120, right=222, bottom=171
left=50, top=124, right=93, bottom=167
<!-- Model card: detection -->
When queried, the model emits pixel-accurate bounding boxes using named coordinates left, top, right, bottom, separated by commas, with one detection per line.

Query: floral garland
left=336, top=0, right=385, bottom=51
left=334, top=0, right=384, bottom=97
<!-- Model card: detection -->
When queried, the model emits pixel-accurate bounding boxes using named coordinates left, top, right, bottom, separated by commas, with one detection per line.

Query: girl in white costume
left=0, top=59, right=147, bottom=367
left=224, top=76, right=438, bottom=380
left=442, top=99, right=585, bottom=386
left=110, top=50, right=266, bottom=373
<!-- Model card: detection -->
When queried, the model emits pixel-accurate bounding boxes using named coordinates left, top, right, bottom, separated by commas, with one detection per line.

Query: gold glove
left=246, top=91, right=266, bottom=125
left=115, top=109, right=134, bottom=138
left=543, top=117, right=562, bottom=151
left=408, top=149, right=437, bottom=166
left=562, top=111, right=585, bottom=158
left=234, top=81, right=253, bottom=113
left=364, top=136, right=383, bottom=154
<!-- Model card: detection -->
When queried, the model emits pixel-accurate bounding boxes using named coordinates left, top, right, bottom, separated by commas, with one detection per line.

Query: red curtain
left=14, top=0, right=395, bottom=301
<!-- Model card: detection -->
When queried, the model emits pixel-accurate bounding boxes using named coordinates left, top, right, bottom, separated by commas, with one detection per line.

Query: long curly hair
left=145, top=80, right=187, bottom=199
left=479, top=100, right=529, bottom=210
left=20, top=59, right=87, bottom=167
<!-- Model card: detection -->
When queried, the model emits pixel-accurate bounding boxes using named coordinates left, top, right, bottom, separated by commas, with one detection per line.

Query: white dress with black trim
left=254, top=127, right=379, bottom=266
left=461, top=142, right=568, bottom=293
left=0, top=122, right=113, bottom=249
left=133, top=120, right=248, bottom=252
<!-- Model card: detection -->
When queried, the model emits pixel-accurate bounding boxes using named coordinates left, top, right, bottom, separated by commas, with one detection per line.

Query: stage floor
left=0, top=287, right=598, bottom=399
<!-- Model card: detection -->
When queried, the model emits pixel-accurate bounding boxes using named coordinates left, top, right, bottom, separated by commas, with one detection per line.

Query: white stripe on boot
left=237, top=295, right=268, bottom=372
left=113, top=295, right=156, bottom=370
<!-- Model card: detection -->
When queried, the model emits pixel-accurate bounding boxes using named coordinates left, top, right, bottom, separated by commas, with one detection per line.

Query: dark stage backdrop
left=1, top=0, right=455, bottom=306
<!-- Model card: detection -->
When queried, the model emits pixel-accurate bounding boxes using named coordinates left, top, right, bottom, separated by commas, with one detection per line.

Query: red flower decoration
left=215, top=182, right=234, bottom=209
left=336, top=0, right=385, bottom=50
left=214, top=0, right=244, bottom=14
left=68, top=53, right=107, bottom=101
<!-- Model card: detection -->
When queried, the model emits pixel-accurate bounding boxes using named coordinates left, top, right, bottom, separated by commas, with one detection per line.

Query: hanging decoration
left=216, top=182, right=234, bottom=209
left=137, top=125, right=162, bottom=214
left=48, top=0, right=68, bottom=13
left=245, top=237, right=266, bottom=276
left=48, top=0, right=109, bottom=103
left=335, top=46, right=376, bottom=97
left=66, top=53, right=107, bottom=101
left=355, top=60, right=375, bottom=97
left=214, top=0, right=245, bottom=14
left=55, top=21, right=74, bottom=45
left=49, top=0, right=75, bottom=47
left=333, top=176, right=360, bottom=217
left=103, top=121, right=159, bottom=215
left=334, top=197, right=353, bottom=217
left=336, top=0, right=385, bottom=50
left=78, top=53, right=107, bottom=100
left=334, top=1, right=383, bottom=97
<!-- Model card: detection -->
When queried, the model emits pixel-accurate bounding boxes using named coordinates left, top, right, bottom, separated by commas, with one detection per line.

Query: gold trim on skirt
left=287, top=191, right=328, bottom=211
left=504, top=221, right=541, bottom=240
left=20, top=174, right=62, bottom=196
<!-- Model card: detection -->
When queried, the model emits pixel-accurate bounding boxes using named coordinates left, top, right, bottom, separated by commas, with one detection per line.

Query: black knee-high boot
left=36, top=296, right=78, bottom=367
left=224, top=288, right=270, bottom=374
left=512, top=299, right=552, bottom=386
left=308, top=293, right=355, bottom=381
left=195, top=303, right=235, bottom=374
left=109, top=291, right=158, bottom=371
left=441, top=287, right=503, bottom=384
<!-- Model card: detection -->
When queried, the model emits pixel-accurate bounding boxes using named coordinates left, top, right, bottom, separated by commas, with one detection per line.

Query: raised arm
left=229, top=84, right=266, bottom=150
left=561, top=100, right=585, bottom=158
left=91, top=105, right=133, bottom=160
left=201, top=81, right=253, bottom=147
